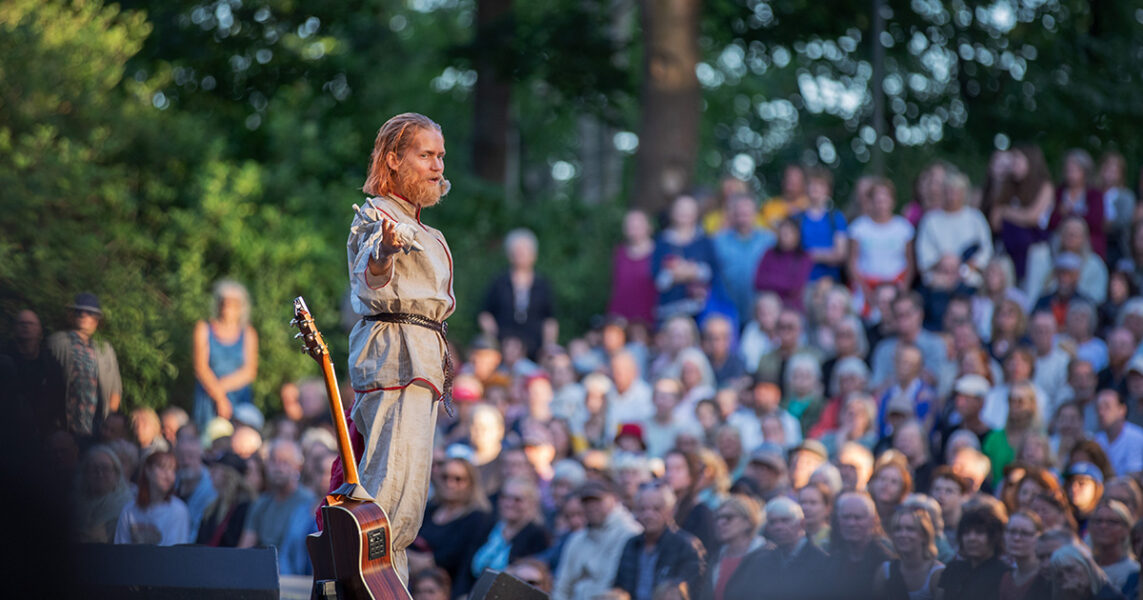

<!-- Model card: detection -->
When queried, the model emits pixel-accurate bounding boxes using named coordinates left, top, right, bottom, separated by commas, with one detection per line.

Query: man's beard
left=394, top=162, right=450, bottom=207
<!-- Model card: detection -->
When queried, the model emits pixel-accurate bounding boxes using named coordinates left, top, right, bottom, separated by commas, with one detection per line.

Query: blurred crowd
left=6, top=145, right=1143, bottom=600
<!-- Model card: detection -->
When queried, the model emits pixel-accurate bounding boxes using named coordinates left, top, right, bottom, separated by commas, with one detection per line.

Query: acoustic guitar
left=291, top=297, right=412, bottom=600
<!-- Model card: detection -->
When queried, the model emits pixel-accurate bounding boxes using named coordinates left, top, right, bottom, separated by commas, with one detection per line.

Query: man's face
left=837, top=497, right=873, bottom=543
left=702, top=320, right=732, bottom=361
left=954, top=393, right=983, bottom=419
left=1029, top=314, right=1057, bottom=353
left=892, top=300, right=922, bottom=339
left=390, top=128, right=446, bottom=207
left=1096, top=392, right=1126, bottom=429
left=753, top=383, right=781, bottom=413
left=265, top=446, right=301, bottom=491
left=894, top=347, right=923, bottom=383
left=766, top=513, right=802, bottom=547
left=582, top=495, right=612, bottom=528
left=14, top=310, right=41, bottom=343
left=930, top=477, right=964, bottom=517
left=635, top=490, right=671, bottom=537
left=776, top=312, right=802, bottom=349
left=73, top=309, right=100, bottom=338
left=1069, top=363, right=1097, bottom=397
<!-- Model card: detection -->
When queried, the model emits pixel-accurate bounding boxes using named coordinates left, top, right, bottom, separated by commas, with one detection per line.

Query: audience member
left=479, top=228, right=558, bottom=357
left=614, top=483, right=705, bottom=600
left=552, top=480, right=641, bottom=600
left=192, top=280, right=259, bottom=430
left=238, top=440, right=317, bottom=575
left=114, top=450, right=189, bottom=546
left=47, top=293, right=122, bottom=442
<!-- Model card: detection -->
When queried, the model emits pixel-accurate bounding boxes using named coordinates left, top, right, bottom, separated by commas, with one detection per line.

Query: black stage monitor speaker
left=469, top=570, right=549, bottom=600
left=74, top=543, right=279, bottom=599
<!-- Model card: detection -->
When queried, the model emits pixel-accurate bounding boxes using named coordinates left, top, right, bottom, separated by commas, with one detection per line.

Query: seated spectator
left=727, top=496, right=828, bottom=600
left=837, top=442, right=875, bottom=493
left=1093, top=389, right=1143, bottom=476
left=797, top=482, right=833, bottom=550
left=416, top=456, right=493, bottom=596
left=1047, top=543, right=1126, bottom=600
left=848, top=177, right=916, bottom=300
left=467, top=477, right=550, bottom=589
left=701, top=316, right=746, bottom=388
left=872, top=506, right=945, bottom=600
left=988, top=298, right=1029, bottom=363
left=821, top=393, right=878, bottom=457
left=939, top=502, right=1010, bottom=598
left=1064, top=301, right=1109, bottom=372
left=936, top=375, right=996, bottom=462
left=811, top=355, right=870, bottom=441
left=1030, top=490, right=1080, bottom=533
left=173, top=424, right=216, bottom=538
left=748, top=380, right=802, bottom=450
left=1099, top=152, right=1136, bottom=263
left=891, top=420, right=934, bottom=493
left=192, top=280, right=258, bottom=430
left=74, top=444, right=133, bottom=543
left=707, top=495, right=765, bottom=600
left=875, top=344, right=936, bottom=439
left=614, top=483, right=706, bottom=600
left=870, top=459, right=914, bottom=528
left=929, top=467, right=972, bottom=550
left=869, top=292, right=948, bottom=391
left=826, top=491, right=896, bottom=599
left=743, top=445, right=791, bottom=502
left=607, top=210, right=658, bottom=327
left=738, top=293, right=782, bottom=375
left=755, top=309, right=819, bottom=390
left=1102, top=477, right=1143, bottom=522
left=1057, top=216, right=1109, bottom=304
left=1098, top=328, right=1135, bottom=397
left=788, top=440, right=828, bottom=491
left=114, top=450, right=190, bottom=546
left=506, top=557, right=554, bottom=594
left=1066, top=460, right=1106, bottom=535
left=412, top=567, right=452, bottom=600
left=916, top=171, right=993, bottom=285
left=1087, top=499, right=1138, bottom=591
left=754, top=218, right=813, bottom=311
left=196, top=451, right=253, bottom=547
left=645, top=379, right=684, bottom=458
left=1012, top=467, right=1064, bottom=514
left=782, top=354, right=825, bottom=437
left=1035, top=252, right=1095, bottom=330
left=664, top=449, right=717, bottom=554
left=951, top=447, right=994, bottom=494
left=998, top=509, right=1051, bottom=600
left=238, top=440, right=317, bottom=575
left=552, top=481, right=642, bottom=600
left=982, top=381, right=1044, bottom=487
left=1029, top=310, right=1071, bottom=407
left=608, top=351, right=654, bottom=436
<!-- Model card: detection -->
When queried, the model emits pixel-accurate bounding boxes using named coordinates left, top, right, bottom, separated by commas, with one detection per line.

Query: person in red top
left=1051, top=149, right=1106, bottom=259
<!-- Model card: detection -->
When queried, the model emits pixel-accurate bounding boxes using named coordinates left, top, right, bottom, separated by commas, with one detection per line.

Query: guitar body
left=307, top=498, right=411, bottom=600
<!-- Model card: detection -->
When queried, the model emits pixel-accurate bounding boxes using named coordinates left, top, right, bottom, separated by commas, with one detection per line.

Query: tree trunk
left=633, top=0, right=701, bottom=214
left=473, top=0, right=513, bottom=186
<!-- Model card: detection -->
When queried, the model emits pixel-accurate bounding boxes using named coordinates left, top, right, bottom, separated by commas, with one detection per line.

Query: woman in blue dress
left=193, top=280, right=259, bottom=430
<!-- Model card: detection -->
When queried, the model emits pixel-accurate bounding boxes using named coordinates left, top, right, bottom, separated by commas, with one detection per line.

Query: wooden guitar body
left=307, top=497, right=410, bottom=600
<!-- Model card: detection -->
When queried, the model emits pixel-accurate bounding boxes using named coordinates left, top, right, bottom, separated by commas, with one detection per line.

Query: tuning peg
left=295, top=332, right=305, bottom=339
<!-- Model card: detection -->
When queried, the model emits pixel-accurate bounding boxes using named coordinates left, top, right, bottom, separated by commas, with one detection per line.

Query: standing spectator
left=1099, top=152, right=1136, bottom=264
left=848, top=177, right=916, bottom=302
left=916, top=171, right=993, bottom=285
left=753, top=219, right=813, bottom=311
left=997, top=509, right=1051, bottom=600
left=74, top=444, right=133, bottom=543
left=608, top=210, right=658, bottom=327
left=467, top=477, right=550, bottom=589
left=479, top=228, right=558, bottom=358
left=2, top=309, right=65, bottom=437
left=114, top=451, right=190, bottom=546
left=939, top=503, right=1010, bottom=599
left=707, top=495, right=765, bottom=600
left=759, top=164, right=809, bottom=230
left=712, top=194, right=775, bottom=324
left=417, top=457, right=493, bottom=597
left=173, top=424, right=216, bottom=538
left=196, top=452, right=253, bottom=547
left=904, top=162, right=950, bottom=227
left=650, top=195, right=721, bottom=323
left=1087, top=499, right=1139, bottom=591
left=1052, top=149, right=1106, bottom=259
left=984, top=145, right=1054, bottom=285
left=238, top=440, right=317, bottom=575
left=192, top=280, right=259, bottom=430
left=872, top=506, right=945, bottom=600
left=798, top=167, right=849, bottom=283
left=613, top=483, right=706, bottom=600
left=47, top=293, right=121, bottom=442
left=552, top=481, right=642, bottom=600
left=826, top=491, right=896, bottom=600
left=1093, top=390, right=1143, bottom=476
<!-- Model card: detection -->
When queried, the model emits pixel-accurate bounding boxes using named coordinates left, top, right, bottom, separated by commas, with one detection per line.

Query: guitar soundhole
left=367, top=528, right=387, bottom=560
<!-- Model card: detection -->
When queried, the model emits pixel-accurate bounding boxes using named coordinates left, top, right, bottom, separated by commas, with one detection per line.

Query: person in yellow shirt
left=759, top=164, right=810, bottom=230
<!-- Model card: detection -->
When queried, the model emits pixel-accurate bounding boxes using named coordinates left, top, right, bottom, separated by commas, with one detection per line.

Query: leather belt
left=363, top=312, right=454, bottom=416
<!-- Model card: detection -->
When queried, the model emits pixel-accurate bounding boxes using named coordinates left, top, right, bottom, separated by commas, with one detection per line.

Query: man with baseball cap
left=935, top=374, right=994, bottom=461
left=47, top=292, right=121, bottom=442
left=552, top=480, right=642, bottom=600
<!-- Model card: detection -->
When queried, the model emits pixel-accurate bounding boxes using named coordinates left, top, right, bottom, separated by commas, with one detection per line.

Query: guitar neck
left=319, top=354, right=360, bottom=486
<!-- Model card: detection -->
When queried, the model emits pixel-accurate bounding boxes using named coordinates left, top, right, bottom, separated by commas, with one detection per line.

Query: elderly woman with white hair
left=915, top=170, right=994, bottom=286
left=1048, top=543, right=1125, bottom=600
left=192, top=279, right=259, bottom=430
left=477, top=227, right=558, bottom=358
left=784, top=352, right=825, bottom=437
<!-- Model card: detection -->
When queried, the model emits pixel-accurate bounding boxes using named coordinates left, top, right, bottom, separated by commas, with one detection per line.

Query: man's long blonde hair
left=362, top=112, right=442, bottom=197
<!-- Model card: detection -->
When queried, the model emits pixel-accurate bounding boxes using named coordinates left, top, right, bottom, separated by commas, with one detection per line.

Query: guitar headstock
left=291, top=296, right=328, bottom=362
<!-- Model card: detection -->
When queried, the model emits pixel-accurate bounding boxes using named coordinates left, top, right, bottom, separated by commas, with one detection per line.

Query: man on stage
left=342, top=112, right=454, bottom=585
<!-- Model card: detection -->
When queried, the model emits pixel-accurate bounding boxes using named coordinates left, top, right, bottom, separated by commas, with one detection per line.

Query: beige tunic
left=346, top=194, right=455, bottom=396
